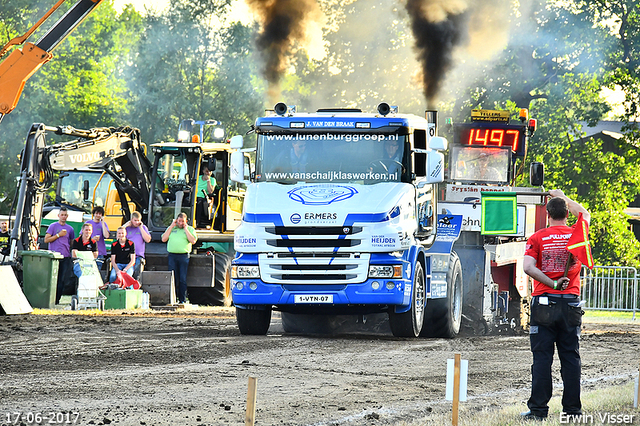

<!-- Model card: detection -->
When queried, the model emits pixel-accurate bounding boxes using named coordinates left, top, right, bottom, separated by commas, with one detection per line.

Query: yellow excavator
left=0, top=0, right=104, bottom=123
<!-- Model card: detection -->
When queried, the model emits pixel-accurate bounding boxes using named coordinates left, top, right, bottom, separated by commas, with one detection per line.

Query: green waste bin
left=22, top=250, right=63, bottom=308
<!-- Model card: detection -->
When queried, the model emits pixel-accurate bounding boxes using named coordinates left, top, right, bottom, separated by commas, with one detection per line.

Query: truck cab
left=440, top=109, right=545, bottom=333
left=229, top=103, right=451, bottom=337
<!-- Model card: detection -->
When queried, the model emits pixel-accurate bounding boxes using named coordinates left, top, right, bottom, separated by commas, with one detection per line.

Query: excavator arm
left=0, top=0, right=104, bottom=122
left=6, top=123, right=151, bottom=262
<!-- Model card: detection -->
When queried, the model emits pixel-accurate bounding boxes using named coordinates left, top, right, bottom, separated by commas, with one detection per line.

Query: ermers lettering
left=304, top=213, right=337, bottom=220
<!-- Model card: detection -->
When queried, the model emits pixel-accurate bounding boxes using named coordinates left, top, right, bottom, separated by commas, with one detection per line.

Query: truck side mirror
left=530, top=162, right=544, bottom=186
left=83, top=180, right=90, bottom=201
left=428, top=136, right=448, bottom=151
left=425, top=152, right=444, bottom=183
left=230, top=135, right=244, bottom=149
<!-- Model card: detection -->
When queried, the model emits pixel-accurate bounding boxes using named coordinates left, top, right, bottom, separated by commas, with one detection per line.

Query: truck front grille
left=259, top=253, right=369, bottom=284
left=265, top=226, right=362, bottom=250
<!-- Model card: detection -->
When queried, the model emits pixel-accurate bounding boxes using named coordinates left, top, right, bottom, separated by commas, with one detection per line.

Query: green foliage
left=284, top=0, right=425, bottom=114
left=0, top=1, right=142, bottom=212
left=125, top=1, right=263, bottom=143
left=433, top=0, right=640, bottom=266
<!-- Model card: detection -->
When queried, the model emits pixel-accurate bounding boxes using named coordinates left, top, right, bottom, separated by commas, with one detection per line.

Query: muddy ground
left=0, top=308, right=639, bottom=426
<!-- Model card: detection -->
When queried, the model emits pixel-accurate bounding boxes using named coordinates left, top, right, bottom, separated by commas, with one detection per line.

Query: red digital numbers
left=463, top=128, right=521, bottom=152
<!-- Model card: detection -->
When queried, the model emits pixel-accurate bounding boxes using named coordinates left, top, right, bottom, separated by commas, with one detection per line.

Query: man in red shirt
left=521, top=189, right=590, bottom=421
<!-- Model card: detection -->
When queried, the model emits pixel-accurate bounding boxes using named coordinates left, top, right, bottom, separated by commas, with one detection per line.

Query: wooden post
left=452, top=353, right=461, bottom=426
left=245, top=376, right=257, bottom=426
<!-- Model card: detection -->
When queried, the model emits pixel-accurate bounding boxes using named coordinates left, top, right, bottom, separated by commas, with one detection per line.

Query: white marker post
left=245, top=376, right=257, bottom=426
left=446, top=353, right=468, bottom=426
left=635, top=359, right=639, bottom=409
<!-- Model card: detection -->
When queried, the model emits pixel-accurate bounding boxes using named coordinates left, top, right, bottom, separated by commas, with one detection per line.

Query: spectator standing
left=123, top=211, right=151, bottom=279
left=521, top=189, right=590, bottom=421
left=44, top=208, right=75, bottom=304
left=85, top=206, right=110, bottom=271
left=161, top=212, right=197, bottom=304
left=0, top=220, right=9, bottom=260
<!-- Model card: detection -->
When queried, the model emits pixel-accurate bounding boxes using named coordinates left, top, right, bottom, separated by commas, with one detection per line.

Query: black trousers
left=528, top=294, right=583, bottom=417
left=55, top=257, right=73, bottom=304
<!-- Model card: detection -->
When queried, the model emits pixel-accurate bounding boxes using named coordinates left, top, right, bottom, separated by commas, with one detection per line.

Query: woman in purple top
left=84, top=206, right=110, bottom=270
left=123, top=211, right=151, bottom=279
left=44, top=207, right=75, bottom=304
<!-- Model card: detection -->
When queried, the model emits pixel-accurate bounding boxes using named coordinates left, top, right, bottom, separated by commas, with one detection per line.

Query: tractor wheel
left=187, top=252, right=232, bottom=306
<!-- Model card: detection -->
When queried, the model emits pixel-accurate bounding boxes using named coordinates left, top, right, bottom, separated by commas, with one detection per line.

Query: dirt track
left=0, top=309, right=639, bottom=426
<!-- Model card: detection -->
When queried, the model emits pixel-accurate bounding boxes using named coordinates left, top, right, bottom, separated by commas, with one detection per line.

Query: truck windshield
left=150, top=151, right=196, bottom=228
left=256, top=133, right=407, bottom=184
left=449, top=146, right=511, bottom=184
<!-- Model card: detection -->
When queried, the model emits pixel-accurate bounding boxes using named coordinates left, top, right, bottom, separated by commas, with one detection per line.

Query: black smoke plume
left=247, top=0, right=322, bottom=102
left=405, top=0, right=469, bottom=107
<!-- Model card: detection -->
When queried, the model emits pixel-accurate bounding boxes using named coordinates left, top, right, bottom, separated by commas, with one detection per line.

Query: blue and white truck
left=229, top=104, right=544, bottom=337
left=228, top=103, right=468, bottom=337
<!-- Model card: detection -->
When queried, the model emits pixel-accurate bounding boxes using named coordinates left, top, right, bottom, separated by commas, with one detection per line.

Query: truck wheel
left=187, top=253, right=232, bottom=306
left=236, top=306, right=272, bottom=335
left=422, top=252, right=463, bottom=338
left=389, top=262, right=425, bottom=338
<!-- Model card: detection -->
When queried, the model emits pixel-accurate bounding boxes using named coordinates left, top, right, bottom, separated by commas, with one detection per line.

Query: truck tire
left=187, top=253, right=232, bottom=306
left=389, top=262, right=425, bottom=338
left=236, top=306, right=272, bottom=335
left=421, top=252, right=463, bottom=338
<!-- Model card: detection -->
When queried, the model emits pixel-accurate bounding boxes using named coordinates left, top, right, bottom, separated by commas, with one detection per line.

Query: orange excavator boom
left=0, top=0, right=104, bottom=121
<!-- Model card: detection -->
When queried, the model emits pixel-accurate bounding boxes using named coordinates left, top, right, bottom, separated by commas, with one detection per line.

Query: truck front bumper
left=231, top=278, right=410, bottom=306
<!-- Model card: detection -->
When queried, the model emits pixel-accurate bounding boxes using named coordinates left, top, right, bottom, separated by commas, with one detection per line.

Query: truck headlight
left=368, top=265, right=402, bottom=278
left=231, top=265, right=260, bottom=278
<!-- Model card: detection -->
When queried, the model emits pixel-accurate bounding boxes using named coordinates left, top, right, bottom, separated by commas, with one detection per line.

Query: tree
left=125, top=0, right=264, bottom=144
left=432, top=0, right=640, bottom=265
left=282, top=0, right=425, bottom=114
left=0, top=1, right=144, bottom=213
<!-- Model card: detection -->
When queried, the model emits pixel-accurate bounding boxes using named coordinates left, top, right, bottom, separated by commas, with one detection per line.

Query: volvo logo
left=343, top=227, right=350, bottom=234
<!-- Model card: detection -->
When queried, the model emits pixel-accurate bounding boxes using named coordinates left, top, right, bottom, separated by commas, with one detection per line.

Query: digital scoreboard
left=454, top=122, right=527, bottom=157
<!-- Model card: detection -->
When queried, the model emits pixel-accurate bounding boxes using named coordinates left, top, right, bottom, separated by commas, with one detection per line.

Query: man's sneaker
left=520, top=411, right=546, bottom=421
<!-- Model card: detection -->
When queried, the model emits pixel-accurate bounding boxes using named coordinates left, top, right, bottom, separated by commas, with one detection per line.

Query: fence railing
left=580, top=265, right=638, bottom=319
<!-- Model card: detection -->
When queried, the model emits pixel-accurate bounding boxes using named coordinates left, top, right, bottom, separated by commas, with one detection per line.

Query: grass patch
left=395, top=381, right=639, bottom=425
left=584, top=310, right=638, bottom=322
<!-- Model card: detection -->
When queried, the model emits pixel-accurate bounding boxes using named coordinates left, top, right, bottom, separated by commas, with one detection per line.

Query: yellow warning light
left=519, top=108, right=529, bottom=122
